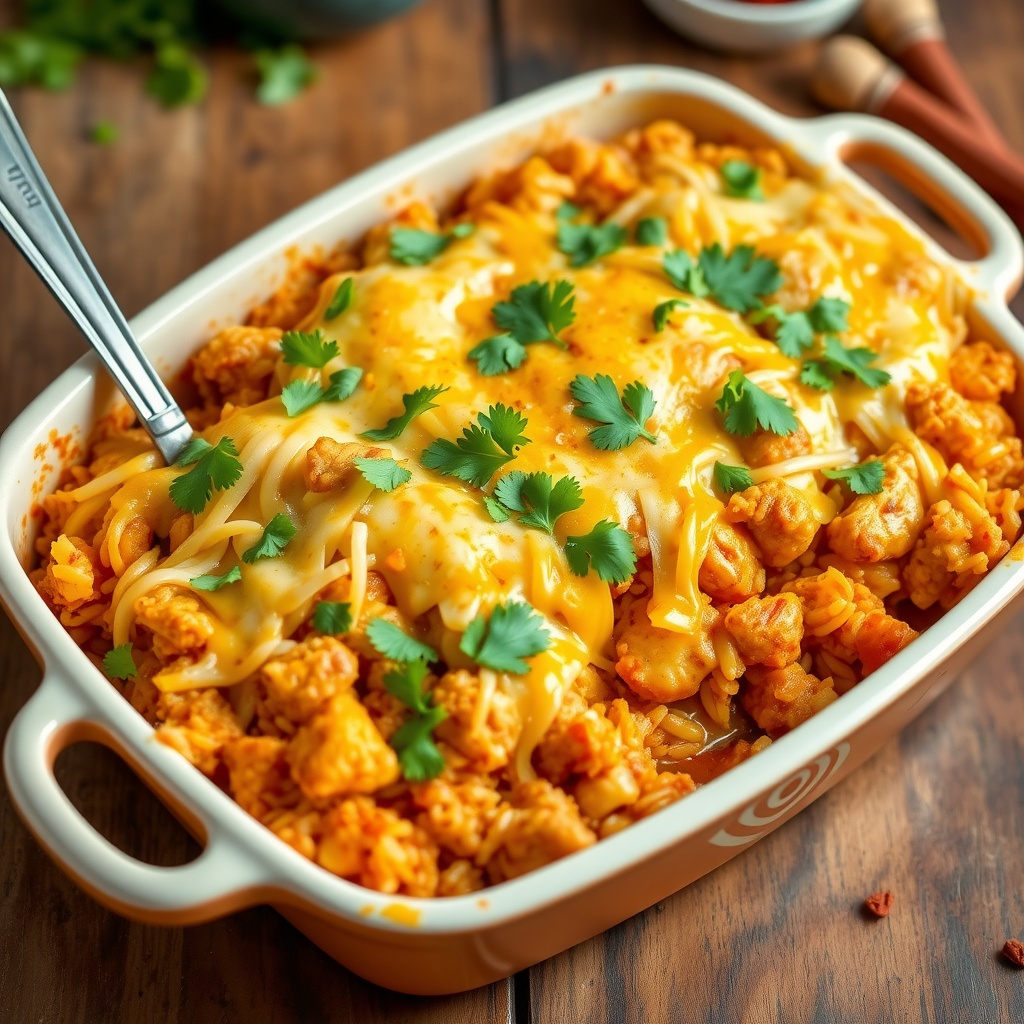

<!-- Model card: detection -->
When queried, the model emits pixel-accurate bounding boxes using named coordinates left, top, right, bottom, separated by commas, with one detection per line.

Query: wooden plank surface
left=2, top=1, right=1024, bottom=1021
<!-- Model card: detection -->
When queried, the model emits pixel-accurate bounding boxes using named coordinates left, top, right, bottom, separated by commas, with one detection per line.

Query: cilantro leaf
left=721, top=160, right=764, bottom=201
left=322, top=367, right=363, bottom=402
left=800, top=359, right=836, bottom=392
left=478, top=404, right=531, bottom=455
left=242, top=514, right=296, bottom=564
left=281, top=379, right=325, bottom=417
left=367, top=618, right=438, bottom=663
left=459, top=601, right=550, bottom=674
left=808, top=297, right=850, bottom=334
left=324, top=277, right=354, bottom=320
left=469, top=333, right=527, bottom=376
left=750, top=304, right=815, bottom=358
left=493, top=280, right=575, bottom=348
left=636, top=217, right=668, bottom=246
left=564, top=520, right=637, bottom=584
left=89, top=119, right=118, bottom=145
left=713, top=462, right=754, bottom=494
left=557, top=221, right=627, bottom=267
left=355, top=457, right=412, bottom=492
left=102, top=643, right=136, bottom=680
left=450, top=222, right=475, bottom=239
left=653, top=298, right=689, bottom=332
left=556, top=201, right=582, bottom=221
left=570, top=374, right=658, bottom=450
left=383, top=658, right=447, bottom=781
left=664, top=249, right=709, bottom=297
left=280, top=328, right=338, bottom=369
left=313, top=600, right=352, bottom=635
left=823, top=459, right=885, bottom=495
left=483, top=495, right=510, bottom=522
left=390, top=228, right=449, bottom=265
left=0, top=31, right=81, bottom=91
left=145, top=44, right=207, bottom=108
left=698, top=244, right=782, bottom=313
left=492, top=472, right=584, bottom=534
left=255, top=45, right=318, bottom=106
left=421, top=404, right=530, bottom=488
left=169, top=437, right=243, bottom=515
left=190, top=565, right=242, bottom=591
left=715, top=370, right=798, bottom=437
left=360, top=384, right=448, bottom=441
left=820, top=335, right=892, bottom=389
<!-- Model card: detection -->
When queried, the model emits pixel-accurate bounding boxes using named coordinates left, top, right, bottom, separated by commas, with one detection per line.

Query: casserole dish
left=2, top=66, right=1023, bottom=995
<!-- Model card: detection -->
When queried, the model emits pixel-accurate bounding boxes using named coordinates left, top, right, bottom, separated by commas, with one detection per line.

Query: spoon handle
left=0, top=89, right=192, bottom=465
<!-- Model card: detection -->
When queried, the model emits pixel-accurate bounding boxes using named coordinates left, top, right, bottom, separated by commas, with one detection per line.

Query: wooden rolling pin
left=863, top=0, right=1006, bottom=150
left=812, top=37, right=1024, bottom=222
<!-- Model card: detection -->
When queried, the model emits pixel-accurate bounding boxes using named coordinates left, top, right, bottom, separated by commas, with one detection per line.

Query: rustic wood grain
left=3, top=0, right=1024, bottom=1021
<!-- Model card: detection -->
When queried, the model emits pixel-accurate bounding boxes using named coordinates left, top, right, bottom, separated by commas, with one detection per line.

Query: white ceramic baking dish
left=2, top=66, right=1023, bottom=997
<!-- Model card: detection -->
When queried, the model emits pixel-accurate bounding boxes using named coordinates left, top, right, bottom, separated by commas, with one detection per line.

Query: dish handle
left=797, top=113, right=1024, bottom=303
left=3, top=667, right=272, bottom=925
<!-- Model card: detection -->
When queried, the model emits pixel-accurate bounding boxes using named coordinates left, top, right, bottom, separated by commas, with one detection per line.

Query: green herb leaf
left=697, top=243, right=782, bottom=313
left=721, top=160, right=764, bottom=201
left=421, top=404, right=530, bottom=488
left=491, top=472, right=584, bottom=534
left=715, top=370, right=798, bottom=437
left=483, top=495, right=510, bottom=522
left=663, top=249, right=709, bottom=298
left=468, top=333, right=528, bottom=376
left=807, top=296, right=850, bottom=334
left=242, top=513, right=296, bottom=564
left=360, top=384, right=447, bottom=441
left=322, top=367, right=363, bottom=402
left=820, top=335, right=892, bottom=389
left=822, top=459, right=886, bottom=495
left=324, top=277, right=354, bottom=320
left=557, top=221, right=627, bottom=267
left=313, top=600, right=352, bottom=635
left=636, top=216, right=668, bottom=246
left=450, top=222, right=475, bottom=239
left=383, top=658, right=447, bottom=781
left=145, top=44, right=207, bottom=108
left=0, top=31, right=82, bottom=91
left=281, top=379, right=326, bottom=417
left=190, top=565, right=242, bottom=591
left=653, top=298, right=689, bottom=332
left=570, top=374, right=657, bottom=450
left=255, top=45, right=317, bottom=106
left=89, top=119, right=118, bottom=145
left=800, top=359, right=836, bottom=392
left=459, top=601, right=550, bottom=674
left=169, top=437, right=243, bottom=515
left=713, top=462, right=754, bottom=494
left=563, top=520, right=637, bottom=584
left=280, top=328, right=338, bottom=369
left=355, top=457, right=412, bottom=492
left=102, top=643, right=136, bottom=680
left=493, top=280, right=575, bottom=348
left=367, top=618, right=438, bottom=663
left=390, top=228, right=449, bottom=265
left=556, top=201, right=582, bottom=221
left=750, top=304, right=815, bottom=358
left=478, top=404, right=531, bottom=454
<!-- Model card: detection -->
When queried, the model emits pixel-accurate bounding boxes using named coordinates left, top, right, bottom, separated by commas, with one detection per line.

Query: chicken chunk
left=155, top=688, right=243, bottom=775
left=724, top=478, right=819, bottom=567
left=724, top=593, right=803, bottom=669
left=304, top=437, right=389, bottom=493
left=260, top=635, right=359, bottom=722
left=699, top=520, right=765, bottom=603
left=738, top=424, right=812, bottom=469
left=433, top=670, right=522, bottom=773
left=190, top=324, right=283, bottom=408
left=411, top=777, right=502, bottom=860
left=742, top=663, right=837, bottom=737
left=949, top=341, right=1016, bottom=402
left=134, top=585, right=215, bottom=661
left=223, top=735, right=298, bottom=820
left=38, top=534, right=105, bottom=611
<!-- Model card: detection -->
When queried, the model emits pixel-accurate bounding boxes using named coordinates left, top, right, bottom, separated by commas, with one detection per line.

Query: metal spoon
left=0, top=89, right=193, bottom=465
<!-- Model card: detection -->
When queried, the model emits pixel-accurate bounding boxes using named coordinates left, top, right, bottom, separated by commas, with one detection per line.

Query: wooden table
left=2, top=1, right=1023, bottom=1020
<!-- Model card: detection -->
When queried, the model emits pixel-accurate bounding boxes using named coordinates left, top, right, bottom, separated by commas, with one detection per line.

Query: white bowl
left=1, top=66, right=1022, bottom=996
left=644, top=0, right=862, bottom=54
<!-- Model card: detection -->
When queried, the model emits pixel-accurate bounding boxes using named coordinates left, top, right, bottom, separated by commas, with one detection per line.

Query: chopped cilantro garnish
left=313, top=600, right=352, bottom=635
left=89, top=119, right=118, bottom=145
left=0, top=30, right=81, bottom=91
left=750, top=305, right=815, bottom=358
left=242, top=514, right=296, bottom=564
left=145, top=43, right=207, bottom=108
left=563, top=520, right=637, bottom=584
left=169, top=436, right=243, bottom=515
left=800, top=359, right=835, bottom=391
left=390, top=224, right=473, bottom=266
left=715, top=370, right=798, bottom=437
left=570, top=374, right=657, bottom=450
left=281, top=368, right=362, bottom=417
left=421, top=403, right=530, bottom=488
left=808, top=297, right=850, bottom=334
left=636, top=216, right=669, bottom=246
left=819, top=336, right=891, bottom=389
left=280, top=328, right=339, bottom=369
left=653, top=298, right=689, bottom=332
left=468, top=333, right=526, bottom=376
left=721, top=160, right=764, bottom=201
left=255, top=44, right=318, bottom=106
left=102, top=643, right=136, bottom=680
left=361, top=384, right=448, bottom=441
left=822, top=459, right=885, bottom=495
left=324, top=277, right=354, bottom=320
left=366, top=618, right=438, bottom=663
left=355, top=457, right=412, bottom=492
left=557, top=221, right=627, bottom=267
left=696, top=243, right=782, bottom=313
left=713, top=462, right=754, bottom=494
left=663, top=249, right=709, bottom=298
left=190, top=565, right=242, bottom=591
left=556, top=201, right=582, bottom=221
left=483, top=495, right=511, bottom=523
left=491, top=472, right=584, bottom=534
left=459, top=601, right=550, bottom=674
left=383, top=658, right=447, bottom=781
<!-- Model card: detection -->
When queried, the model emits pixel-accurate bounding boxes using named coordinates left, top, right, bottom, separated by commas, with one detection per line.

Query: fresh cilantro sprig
left=491, top=472, right=584, bottom=534
left=666, top=244, right=781, bottom=313
left=361, top=385, right=447, bottom=441
left=390, top=223, right=474, bottom=266
left=355, top=457, right=412, bottom=492
left=663, top=250, right=709, bottom=298
left=801, top=337, right=891, bottom=391
left=169, top=437, right=243, bottom=515
left=570, top=374, right=658, bottom=450
left=713, top=462, right=754, bottom=494
left=459, top=601, right=550, bottom=674
left=822, top=459, right=885, bottom=495
left=102, top=643, right=136, bottom=680
left=367, top=618, right=438, bottom=663
left=715, top=370, right=798, bottom=437
left=313, top=600, right=352, bottom=635
left=564, top=520, right=637, bottom=584
left=751, top=297, right=851, bottom=358
left=384, top=658, right=448, bottom=781
left=557, top=221, right=627, bottom=267
left=421, top=404, right=530, bottom=488
left=281, top=367, right=362, bottom=417
left=556, top=201, right=582, bottom=221
left=807, top=297, right=850, bottom=334
left=653, top=298, right=689, bottom=332
left=721, top=160, right=764, bottom=201
left=191, top=565, right=242, bottom=591
left=324, top=277, right=354, bottom=320
left=636, top=217, right=668, bottom=246
left=254, top=44, right=318, bottom=106
left=280, top=328, right=339, bottom=369
left=242, top=514, right=296, bottom=564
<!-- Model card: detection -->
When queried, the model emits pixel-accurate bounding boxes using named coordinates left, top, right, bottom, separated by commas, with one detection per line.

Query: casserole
left=2, top=66, right=1023, bottom=994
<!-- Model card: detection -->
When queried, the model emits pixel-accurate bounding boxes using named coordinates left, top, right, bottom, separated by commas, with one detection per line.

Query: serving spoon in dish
left=0, top=89, right=193, bottom=465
